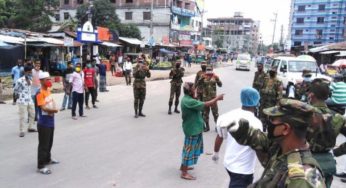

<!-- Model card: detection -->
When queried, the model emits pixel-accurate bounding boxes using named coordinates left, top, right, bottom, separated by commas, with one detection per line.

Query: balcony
left=171, top=6, right=196, bottom=17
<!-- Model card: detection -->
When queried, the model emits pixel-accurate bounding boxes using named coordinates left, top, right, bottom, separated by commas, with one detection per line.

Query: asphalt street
left=0, top=64, right=345, bottom=188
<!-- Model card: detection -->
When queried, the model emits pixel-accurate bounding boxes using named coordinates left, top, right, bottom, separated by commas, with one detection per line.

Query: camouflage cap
left=263, top=99, right=315, bottom=125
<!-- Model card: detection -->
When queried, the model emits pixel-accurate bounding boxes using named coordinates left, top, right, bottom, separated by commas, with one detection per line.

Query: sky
left=204, top=0, right=291, bottom=45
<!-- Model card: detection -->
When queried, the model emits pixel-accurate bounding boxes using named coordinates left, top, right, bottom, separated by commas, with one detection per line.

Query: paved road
left=0, top=65, right=345, bottom=188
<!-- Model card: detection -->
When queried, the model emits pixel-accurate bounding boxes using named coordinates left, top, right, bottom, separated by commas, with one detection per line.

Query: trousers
left=72, top=92, right=84, bottom=117
left=37, top=126, right=54, bottom=169
left=85, top=87, right=96, bottom=106
left=18, top=104, right=35, bottom=132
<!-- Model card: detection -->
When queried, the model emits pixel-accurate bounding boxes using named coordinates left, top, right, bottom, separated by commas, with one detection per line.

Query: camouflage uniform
left=295, top=70, right=312, bottom=101
left=252, top=71, right=267, bottom=92
left=194, top=64, right=207, bottom=101
left=307, top=102, right=346, bottom=188
left=230, top=99, right=325, bottom=188
left=259, top=76, right=283, bottom=131
left=133, top=64, right=151, bottom=117
left=168, top=66, right=185, bottom=114
left=198, top=68, right=222, bottom=131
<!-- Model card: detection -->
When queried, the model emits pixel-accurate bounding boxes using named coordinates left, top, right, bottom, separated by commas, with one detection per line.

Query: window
left=143, top=12, right=151, bottom=20
left=319, top=4, right=325, bottom=11
left=64, top=0, right=69, bottom=5
left=298, top=5, right=305, bottom=12
left=295, top=30, right=303, bottom=35
left=77, top=0, right=83, bottom=4
left=331, top=24, right=336, bottom=27
left=280, top=61, right=288, bottom=72
left=317, top=17, right=324, bottom=23
left=316, top=30, right=323, bottom=36
left=294, top=41, right=302, bottom=46
left=330, top=37, right=335, bottom=40
left=314, top=41, right=322, bottom=45
left=126, top=0, right=133, bottom=3
left=296, top=18, right=304, bottom=24
left=125, top=12, right=132, bottom=20
left=110, top=0, right=116, bottom=3
left=332, top=17, right=337, bottom=19
left=55, top=14, right=60, bottom=21
left=330, top=29, right=336, bottom=32
left=332, top=12, right=337, bottom=14
left=64, top=12, right=69, bottom=20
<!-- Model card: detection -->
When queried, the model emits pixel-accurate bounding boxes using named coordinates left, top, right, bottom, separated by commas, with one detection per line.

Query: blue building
left=290, top=0, right=346, bottom=49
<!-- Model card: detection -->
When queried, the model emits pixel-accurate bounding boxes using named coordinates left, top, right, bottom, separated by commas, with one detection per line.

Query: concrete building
left=289, top=0, right=346, bottom=50
left=56, top=0, right=203, bottom=46
left=207, top=12, right=260, bottom=54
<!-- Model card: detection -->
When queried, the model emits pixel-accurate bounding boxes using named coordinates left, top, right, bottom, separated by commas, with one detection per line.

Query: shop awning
left=100, top=41, right=122, bottom=47
left=119, top=37, right=142, bottom=46
left=28, top=37, right=64, bottom=45
left=320, top=50, right=340, bottom=54
left=0, top=34, right=24, bottom=44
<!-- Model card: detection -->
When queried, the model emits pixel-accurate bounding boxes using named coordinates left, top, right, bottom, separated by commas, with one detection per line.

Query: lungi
left=99, top=75, right=107, bottom=92
left=181, top=133, right=204, bottom=167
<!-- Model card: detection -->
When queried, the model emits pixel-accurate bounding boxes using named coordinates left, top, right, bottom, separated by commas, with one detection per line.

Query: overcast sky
left=204, top=0, right=291, bottom=45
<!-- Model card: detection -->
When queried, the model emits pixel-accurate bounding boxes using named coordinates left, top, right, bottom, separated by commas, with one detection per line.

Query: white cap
left=39, top=72, right=50, bottom=79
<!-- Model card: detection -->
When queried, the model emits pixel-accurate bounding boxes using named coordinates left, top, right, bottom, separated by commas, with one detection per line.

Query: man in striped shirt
left=326, top=72, right=346, bottom=106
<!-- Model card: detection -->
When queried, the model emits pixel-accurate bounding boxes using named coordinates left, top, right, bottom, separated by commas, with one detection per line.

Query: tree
left=76, top=0, right=141, bottom=39
left=8, top=0, right=59, bottom=32
left=0, top=0, right=15, bottom=28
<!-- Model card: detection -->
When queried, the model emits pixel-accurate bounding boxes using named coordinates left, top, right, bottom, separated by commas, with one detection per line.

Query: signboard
left=64, top=36, right=74, bottom=47
left=77, top=21, right=99, bottom=43
left=172, top=6, right=195, bottom=17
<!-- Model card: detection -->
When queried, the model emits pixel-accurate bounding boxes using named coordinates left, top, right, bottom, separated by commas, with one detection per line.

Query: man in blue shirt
left=11, top=59, right=24, bottom=105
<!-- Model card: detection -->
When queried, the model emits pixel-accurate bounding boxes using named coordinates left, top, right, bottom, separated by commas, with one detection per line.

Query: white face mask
left=303, top=77, right=312, bottom=82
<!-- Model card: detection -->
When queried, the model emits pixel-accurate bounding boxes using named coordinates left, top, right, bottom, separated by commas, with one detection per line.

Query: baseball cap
left=39, top=72, right=50, bottom=80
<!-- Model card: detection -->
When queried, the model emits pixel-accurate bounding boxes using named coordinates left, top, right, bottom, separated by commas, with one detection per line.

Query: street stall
left=150, top=48, right=176, bottom=70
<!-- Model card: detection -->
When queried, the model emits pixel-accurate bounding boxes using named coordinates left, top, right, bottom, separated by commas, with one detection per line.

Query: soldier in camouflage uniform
left=252, top=61, right=267, bottom=92
left=197, top=65, right=222, bottom=132
left=133, top=59, right=151, bottom=118
left=295, top=69, right=312, bottom=102
left=194, top=62, right=207, bottom=101
left=259, top=67, right=283, bottom=131
left=305, top=78, right=346, bottom=188
left=168, top=60, right=185, bottom=115
left=222, top=99, right=326, bottom=188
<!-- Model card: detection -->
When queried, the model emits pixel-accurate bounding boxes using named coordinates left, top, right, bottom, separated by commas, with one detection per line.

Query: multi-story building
left=56, top=0, right=203, bottom=46
left=289, top=0, right=346, bottom=49
left=207, top=12, right=260, bottom=54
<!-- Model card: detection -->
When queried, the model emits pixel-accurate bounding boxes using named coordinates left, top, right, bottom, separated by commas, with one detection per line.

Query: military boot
left=168, top=102, right=172, bottom=115
left=204, top=122, right=210, bottom=132
left=174, top=106, right=180, bottom=114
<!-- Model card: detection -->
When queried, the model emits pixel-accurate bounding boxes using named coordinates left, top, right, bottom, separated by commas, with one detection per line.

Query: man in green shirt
left=180, top=82, right=224, bottom=180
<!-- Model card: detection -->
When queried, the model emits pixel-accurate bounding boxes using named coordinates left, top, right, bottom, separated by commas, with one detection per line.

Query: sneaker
left=37, top=167, right=51, bottom=175
left=60, top=108, right=65, bottom=111
left=335, top=172, right=346, bottom=178
left=72, top=116, right=78, bottom=120
left=93, top=105, right=98, bottom=109
left=80, top=115, right=87, bottom=118
left=19, top=132, right=25, bottom=137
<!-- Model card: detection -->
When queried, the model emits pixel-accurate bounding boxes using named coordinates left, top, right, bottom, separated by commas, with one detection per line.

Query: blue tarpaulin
left=159, top=48, right=175, bottom=54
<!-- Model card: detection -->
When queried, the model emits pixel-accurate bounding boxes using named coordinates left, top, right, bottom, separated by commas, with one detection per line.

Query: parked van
left=271, top=56, right=331, bottom=98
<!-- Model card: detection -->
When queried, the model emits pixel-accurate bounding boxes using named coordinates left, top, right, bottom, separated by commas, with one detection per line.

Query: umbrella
left=332, top=59, right=346, bottom=67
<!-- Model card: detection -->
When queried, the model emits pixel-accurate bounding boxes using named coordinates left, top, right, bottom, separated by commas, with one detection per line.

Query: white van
left=271, top=56, right=331, bottom=97
left=236, top=54, right=251, bottom=71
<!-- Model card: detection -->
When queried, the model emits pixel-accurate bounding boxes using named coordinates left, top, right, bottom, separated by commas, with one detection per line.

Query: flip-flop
left=37, top=167, right=51, bottom=175
left=187, top=167, right=194, bottom=171
left=181, top=173, right=196, bottom=180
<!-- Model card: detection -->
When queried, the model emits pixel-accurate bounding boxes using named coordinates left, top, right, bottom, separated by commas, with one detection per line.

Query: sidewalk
left=0, top=62, right=231, bottom=101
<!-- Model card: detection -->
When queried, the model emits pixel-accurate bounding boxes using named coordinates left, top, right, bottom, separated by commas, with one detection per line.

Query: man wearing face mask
left=198, top=65, right=222, bottom=132
left=168, top=60, right=185, bottom=115
left=133, top=59, right=151, bottom=118
left=194, top=62, right=207, bottom=101
left=11, top=59, right=24, bottom=105
left=84, top=61, right=97, bottom=109
left=306, top=78, right=346, bottom=187
left=224, top=99, right=326, bottom=188
left=69, top=63, right=86, bottom=120
left=295, top=69, right=312, bottom=102
left=14, top=65, right=37, bottom=137
left=259, top=67, right=283, bottom=131
left=252, top=62, right=267, bottom=92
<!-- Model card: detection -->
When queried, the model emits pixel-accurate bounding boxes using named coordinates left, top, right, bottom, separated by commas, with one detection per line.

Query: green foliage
left=76, top=0, right=141, bottom=39
left=0, top=0, right=59, bottom=32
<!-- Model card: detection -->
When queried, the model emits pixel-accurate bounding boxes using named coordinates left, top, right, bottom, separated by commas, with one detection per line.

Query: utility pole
left=150, top=0, right=154, bottom=58
left=280, top=24, right=284, bottom=51
left=271, top=12, right=278, bottom=46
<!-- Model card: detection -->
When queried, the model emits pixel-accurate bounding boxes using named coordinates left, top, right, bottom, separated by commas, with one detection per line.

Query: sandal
left=37, top=167, right=51, bottom=175
left=181, top=173, right=196, bottom=180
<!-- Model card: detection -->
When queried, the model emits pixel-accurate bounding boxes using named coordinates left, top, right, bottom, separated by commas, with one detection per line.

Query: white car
left=235, top=54, right=251, bottom=71
left=271, top=56, right=331, bottom=98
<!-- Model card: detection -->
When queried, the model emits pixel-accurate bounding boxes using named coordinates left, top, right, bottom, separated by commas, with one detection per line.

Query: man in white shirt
left=69, top=63, right=85, bottom=120
left=14, top=65, right=37, bottom=137
left=212, top=87, right=262, bottom=188
left=123, top=57, right=133, bottom=85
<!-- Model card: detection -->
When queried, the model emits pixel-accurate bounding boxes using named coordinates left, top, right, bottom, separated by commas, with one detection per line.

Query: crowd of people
left=3, top=53, right=346, bottom=188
